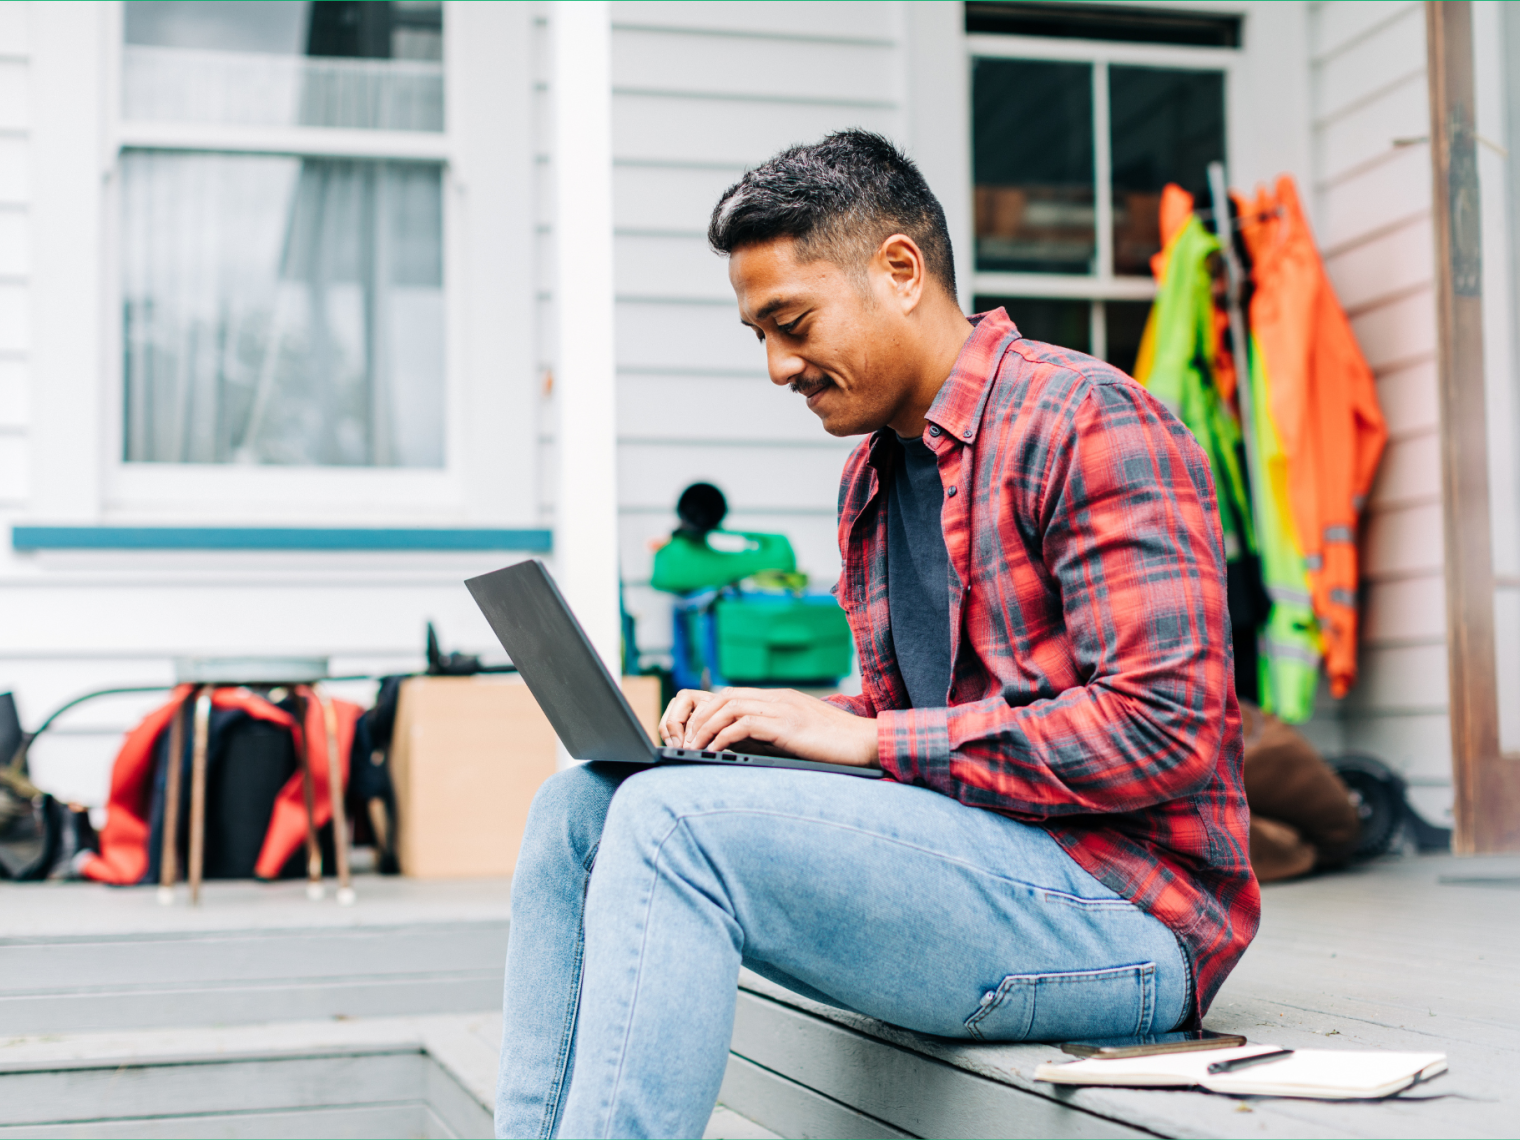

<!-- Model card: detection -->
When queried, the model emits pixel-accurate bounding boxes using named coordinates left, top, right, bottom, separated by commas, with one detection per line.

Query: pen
left=1207, top=1048, right=1295, bottom=1074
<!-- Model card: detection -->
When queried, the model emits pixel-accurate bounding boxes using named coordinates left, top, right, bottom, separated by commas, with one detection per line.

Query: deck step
left=0, top=921, right=508, bottom=1035
left=0, top=1016, right=498, bottom=1140
left=0, top=878, right=511, bottom=1036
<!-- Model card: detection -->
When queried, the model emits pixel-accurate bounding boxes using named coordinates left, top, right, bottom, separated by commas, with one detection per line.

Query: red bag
left=83, top=685, right=362, bottom=884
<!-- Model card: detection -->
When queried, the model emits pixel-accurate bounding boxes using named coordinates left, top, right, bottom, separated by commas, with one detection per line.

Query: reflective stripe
left=1266, top=586, right=1313, bottom=607
left=1323, top=525, right=1355, bottom=544
left=1303, top=553, right=1323, bottom=571
left=1330, top=588, right=1357, bottom=608
left=1262, top=637, right=1321, bottom=665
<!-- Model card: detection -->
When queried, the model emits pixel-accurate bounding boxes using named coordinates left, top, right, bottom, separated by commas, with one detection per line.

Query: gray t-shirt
left=886, top=433, right=953, bottom=709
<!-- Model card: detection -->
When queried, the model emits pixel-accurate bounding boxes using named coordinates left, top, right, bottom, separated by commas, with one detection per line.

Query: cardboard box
left=390, top=674, right=663, bottom=878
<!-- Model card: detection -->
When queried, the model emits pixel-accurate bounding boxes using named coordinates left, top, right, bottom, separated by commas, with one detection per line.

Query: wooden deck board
left=0, top=877, right=513, bottom=1034
left=731, top=852, right=1520, bottom=1139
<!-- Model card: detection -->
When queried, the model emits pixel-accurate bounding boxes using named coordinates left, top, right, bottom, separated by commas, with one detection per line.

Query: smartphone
left=1060, top=1029, right=1247, bottom=1059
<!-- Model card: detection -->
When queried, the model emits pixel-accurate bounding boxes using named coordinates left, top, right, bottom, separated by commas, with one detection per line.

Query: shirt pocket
left=963, top=963, right=1157, bottom=1042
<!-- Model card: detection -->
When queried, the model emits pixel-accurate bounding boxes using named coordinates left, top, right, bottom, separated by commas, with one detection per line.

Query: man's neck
left=886, top=302, right=976, bottom=438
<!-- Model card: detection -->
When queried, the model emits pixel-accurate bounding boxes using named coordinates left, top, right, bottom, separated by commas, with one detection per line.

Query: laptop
left=465, top=559, right=884, bottom=779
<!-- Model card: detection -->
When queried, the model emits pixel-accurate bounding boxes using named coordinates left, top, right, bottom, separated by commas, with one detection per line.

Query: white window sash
left=968, top=31, right=1240, bottom=310
left=99, top=2, right=481, bottom=519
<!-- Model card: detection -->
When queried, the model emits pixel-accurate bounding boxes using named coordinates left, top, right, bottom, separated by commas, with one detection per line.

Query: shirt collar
left=924, top=308, right=1018, bottom=446
left=865, top=308, right=1019, bottom=468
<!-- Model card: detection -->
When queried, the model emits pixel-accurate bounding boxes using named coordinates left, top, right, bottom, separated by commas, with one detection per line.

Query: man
left=496, top=131, right=1257, bottom=1139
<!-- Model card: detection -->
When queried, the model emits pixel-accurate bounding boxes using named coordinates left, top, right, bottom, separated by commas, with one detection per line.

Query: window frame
left=966, top=31, right=1241, bottom=360
left=95, top=0, right=528, bottom=524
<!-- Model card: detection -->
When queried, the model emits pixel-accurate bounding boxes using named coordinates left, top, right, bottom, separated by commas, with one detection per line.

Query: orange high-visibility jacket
left=84, top=684, right=360, bottom=884
left=1236, top=176, right=1387, bottom=698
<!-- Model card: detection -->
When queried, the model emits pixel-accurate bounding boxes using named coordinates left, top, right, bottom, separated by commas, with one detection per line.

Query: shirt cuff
left=876, top=707, right=951, bottom=786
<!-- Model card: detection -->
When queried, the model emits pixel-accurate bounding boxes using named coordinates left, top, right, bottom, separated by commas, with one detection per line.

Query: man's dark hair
left=708, top=130, right=957, bottom=299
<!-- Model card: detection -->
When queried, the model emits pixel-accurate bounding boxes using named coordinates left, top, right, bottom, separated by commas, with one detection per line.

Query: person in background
left=495, top=131, right=1257, bottom=1140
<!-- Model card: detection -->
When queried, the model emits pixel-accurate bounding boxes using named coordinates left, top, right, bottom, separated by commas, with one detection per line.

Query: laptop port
left=701, top=751, right=717, bottom=759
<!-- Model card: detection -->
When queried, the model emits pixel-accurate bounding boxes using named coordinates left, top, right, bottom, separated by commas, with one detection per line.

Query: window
left=118, top=1, right=446, bottom=468
left=967, top=11, right=1234, bottom=375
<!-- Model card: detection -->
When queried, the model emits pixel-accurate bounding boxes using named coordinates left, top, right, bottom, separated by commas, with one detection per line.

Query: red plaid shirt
left=826, top=309, right=1258, bottom=1017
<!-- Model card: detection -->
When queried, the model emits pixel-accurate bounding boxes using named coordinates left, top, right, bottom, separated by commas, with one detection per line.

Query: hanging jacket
left=1241, top=328, right=1323, bottom=722
left=1136, top=186, right=1318, bottom=720
left=83, top=685, right=360, bottom=885
left=1133, top=190, right=1254, bottom=563
left=1236, top=176, right=1387, bottom=699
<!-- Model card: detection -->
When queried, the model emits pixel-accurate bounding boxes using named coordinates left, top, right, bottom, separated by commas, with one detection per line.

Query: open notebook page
left=1035, top=1045, right=1447, bottom=1100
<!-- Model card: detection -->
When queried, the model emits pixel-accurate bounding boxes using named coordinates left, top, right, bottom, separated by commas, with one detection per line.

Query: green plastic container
left=714, top=594, right=853, bottom=685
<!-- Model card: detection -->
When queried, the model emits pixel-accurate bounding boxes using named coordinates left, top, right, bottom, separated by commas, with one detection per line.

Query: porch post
left=1427, top=0, right=1520, bottom=851
left=551, top=1, right=622, bottom=686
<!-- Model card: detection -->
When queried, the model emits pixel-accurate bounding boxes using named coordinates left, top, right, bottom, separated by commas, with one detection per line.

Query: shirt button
left=963, top=430, right=973, bottom=439
left=928, top=425, right=941, bottom=436
left=947, top=486, right=958, bottom=497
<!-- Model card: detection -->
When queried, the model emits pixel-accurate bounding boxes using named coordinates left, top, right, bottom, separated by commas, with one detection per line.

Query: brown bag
left=1240, top=702, right=1360, bottom=882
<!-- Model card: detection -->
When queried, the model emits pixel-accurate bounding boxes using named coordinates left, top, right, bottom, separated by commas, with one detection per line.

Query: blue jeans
left=496, top=763, right=1190, bottom=1139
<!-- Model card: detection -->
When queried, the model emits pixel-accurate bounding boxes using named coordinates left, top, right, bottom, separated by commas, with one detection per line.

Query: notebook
left=1034, top=1044, right=1447, bottom=1100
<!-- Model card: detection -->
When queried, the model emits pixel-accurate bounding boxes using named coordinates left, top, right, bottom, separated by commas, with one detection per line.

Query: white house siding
left=1308, top=0, right=1452, bottom=825
left=0, top=3, right=30, bottom=510
left=534, top=2, right=933, bottom=670
left=0, top=2, right=538, bottom=811
left=1473, top=0, right=1520, bottom=759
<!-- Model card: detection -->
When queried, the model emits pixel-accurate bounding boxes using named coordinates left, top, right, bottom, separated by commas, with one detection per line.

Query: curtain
left=122, top=150, right=444, bottom=467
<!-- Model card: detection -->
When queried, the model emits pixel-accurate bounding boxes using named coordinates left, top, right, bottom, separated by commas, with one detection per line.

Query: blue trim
left=11, top=526, right=554, bottom=553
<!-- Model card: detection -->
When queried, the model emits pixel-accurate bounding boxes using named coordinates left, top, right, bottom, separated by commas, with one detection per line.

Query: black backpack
left=0, top=693, right=98, bottom=881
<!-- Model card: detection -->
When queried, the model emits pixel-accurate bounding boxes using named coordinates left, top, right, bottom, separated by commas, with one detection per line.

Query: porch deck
left=722, top=851, right=1520, bottom=1138
left=0, top=851, right=1514, bottom=1138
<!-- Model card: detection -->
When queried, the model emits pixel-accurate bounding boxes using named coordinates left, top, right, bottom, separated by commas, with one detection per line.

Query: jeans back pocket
left=964, top=963, right=1156, bottom=1042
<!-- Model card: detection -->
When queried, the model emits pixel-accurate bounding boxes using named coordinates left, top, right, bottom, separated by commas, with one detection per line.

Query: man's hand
left=659, top=687, right=879, bottom=768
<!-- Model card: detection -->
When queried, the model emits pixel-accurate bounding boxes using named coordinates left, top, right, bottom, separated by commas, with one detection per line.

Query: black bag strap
left=2, top=686, right=173, bottom=800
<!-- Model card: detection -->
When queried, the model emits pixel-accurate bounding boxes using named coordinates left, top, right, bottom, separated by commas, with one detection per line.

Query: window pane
left=1109, top=66, right=1225, bottom=276
left=123, top=2, right=443, bottom=131
left=1104, top=299, right=1153, bottom=377
left=974, top=296, right=1091, bottom=354
left=122, top=151, right=445, bottom=468
left=972, top=59, right=1095, bottom=275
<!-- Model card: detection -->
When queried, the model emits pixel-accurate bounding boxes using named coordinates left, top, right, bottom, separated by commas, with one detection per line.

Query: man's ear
left=874, top=233, right=926, bottom=314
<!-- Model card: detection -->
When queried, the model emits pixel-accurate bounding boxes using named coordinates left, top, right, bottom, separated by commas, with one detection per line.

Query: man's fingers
left=683, top=688, right=796, bottom=744
left=689, top=699, right=781, bottom=749
left=708, top=715, right=781, bottom=753
left=660, top=689, right=712, bottom=745
left=685, top=695, right=754, bottom=747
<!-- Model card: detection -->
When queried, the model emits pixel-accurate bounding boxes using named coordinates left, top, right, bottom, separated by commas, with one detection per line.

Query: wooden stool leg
left=157, top=689, right=192, bottom=906
left=187, top=688, right=212, bottom=907
left=294, top=690, right=323, bottom=900
left=320, top=692, right=354, bottom=905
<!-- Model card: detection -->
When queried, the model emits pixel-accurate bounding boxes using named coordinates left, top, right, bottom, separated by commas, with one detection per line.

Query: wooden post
left=156, top=688, right=191, bottom=905
left=320, top=692, right=355, bottom=905
left=1427, top=1, right=1520, bottom=852
left=186, top=688, right=212, bottom=906
left=293, top=689, right=324, bottom=899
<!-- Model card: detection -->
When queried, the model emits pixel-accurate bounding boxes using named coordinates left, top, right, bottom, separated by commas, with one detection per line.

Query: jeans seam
left=963, top=963, right=1156, bottom=1041
left=595, top=814, right=687, bottom=1139
left=538, top=859, right=595, bottom=1140
left=635, top=806, right=1131, bottom=908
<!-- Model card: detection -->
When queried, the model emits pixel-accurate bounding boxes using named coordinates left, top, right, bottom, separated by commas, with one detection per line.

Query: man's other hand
left=659, top=688, right=879, bottom=768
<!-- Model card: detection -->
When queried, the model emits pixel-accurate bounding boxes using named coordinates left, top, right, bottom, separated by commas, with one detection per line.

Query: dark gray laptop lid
left=465, top=560, right=659, bottom=764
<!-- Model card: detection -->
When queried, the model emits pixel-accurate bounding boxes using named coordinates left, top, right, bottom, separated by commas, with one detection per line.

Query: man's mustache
left=789, top=375, right=834, bottom=397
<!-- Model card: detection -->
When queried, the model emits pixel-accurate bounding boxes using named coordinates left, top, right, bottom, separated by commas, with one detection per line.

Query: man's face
left=729, top=238, right=911, bottom=437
